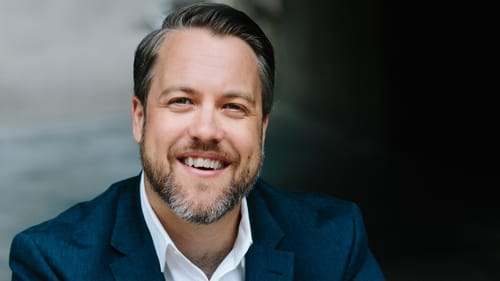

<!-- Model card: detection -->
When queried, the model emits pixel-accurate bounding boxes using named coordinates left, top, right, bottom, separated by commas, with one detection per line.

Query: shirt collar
left=139, top=171, right=253, bottom=274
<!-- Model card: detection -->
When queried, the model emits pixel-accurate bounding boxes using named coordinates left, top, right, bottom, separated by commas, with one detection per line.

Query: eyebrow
left=159, top=86, right=256, bottom=105
left=223, top=91, right=256, bottom=105
left=159, top=86, right=196, bottom=98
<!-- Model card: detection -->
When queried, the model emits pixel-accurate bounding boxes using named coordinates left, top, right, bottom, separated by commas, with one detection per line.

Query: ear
left=261, top=114, right=270, bottom=145
left=132, top=96, right=145, bottom=144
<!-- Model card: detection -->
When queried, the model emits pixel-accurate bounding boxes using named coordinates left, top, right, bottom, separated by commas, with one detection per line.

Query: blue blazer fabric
left=10, top=176, right=385, bottom=281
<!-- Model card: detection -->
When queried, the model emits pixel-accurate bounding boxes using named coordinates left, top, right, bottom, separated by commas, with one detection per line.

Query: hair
left=133, top=2, right=275, bottom=116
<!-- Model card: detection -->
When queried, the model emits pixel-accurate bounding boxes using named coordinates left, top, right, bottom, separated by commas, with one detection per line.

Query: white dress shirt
left=140, top=172, right=253, bottom=281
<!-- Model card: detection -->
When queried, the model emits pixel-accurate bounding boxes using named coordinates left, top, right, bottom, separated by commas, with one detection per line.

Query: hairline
left=140, top=26, right=271, bottom=118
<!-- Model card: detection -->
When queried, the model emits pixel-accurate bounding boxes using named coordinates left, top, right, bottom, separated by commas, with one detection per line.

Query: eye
left=223, top=103, right=245, bottom=111
left=167, top=97, right=194, bottom=112
left=222, top=103, right=249, bottom=118
left=170, top=97, right=192, bottom=105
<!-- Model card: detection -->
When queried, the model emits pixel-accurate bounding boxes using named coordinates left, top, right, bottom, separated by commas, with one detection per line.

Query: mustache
left=172, top=139, right=238, bottom=162
left=187, top=139, right=223, bottom=152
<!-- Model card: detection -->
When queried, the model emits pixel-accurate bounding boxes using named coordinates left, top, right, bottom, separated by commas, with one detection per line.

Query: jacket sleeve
left=344, top=204, right=386, bottom=281
left=10, top=232, right=60, bottom=281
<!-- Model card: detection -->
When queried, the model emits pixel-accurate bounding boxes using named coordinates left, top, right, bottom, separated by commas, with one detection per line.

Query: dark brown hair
left=133, top=2, right=275, bottom=116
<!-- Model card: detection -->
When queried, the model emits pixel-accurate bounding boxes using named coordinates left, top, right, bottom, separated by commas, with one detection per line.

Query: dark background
left=256, top=0, right=498, bottom=279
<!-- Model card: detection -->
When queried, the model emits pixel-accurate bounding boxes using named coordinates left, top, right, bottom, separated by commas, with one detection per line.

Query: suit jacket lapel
left=109, top=176, right=164, bottom=281
left=106, top=177, right=295, bottom=281
left=246, top=182, right=295, bottom=281
left=245, top=244, right=294, bottom=281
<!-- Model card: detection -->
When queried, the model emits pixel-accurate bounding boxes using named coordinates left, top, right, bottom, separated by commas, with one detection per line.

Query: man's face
left=132, top=28, right=268, bottom=224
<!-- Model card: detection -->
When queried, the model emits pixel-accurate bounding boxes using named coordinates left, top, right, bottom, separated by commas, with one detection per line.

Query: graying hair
left=133, top=2, right=275, bottom=116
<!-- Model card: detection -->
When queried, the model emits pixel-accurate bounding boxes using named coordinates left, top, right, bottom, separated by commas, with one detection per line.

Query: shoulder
left=249, top=178, right=370, bottom=258
left=248, top=179, right=385, bottom=280
left=9, top=176, right=141, bottom=279
left=249, top=178, right=369, bottom=252
left=250, top=178, right=363, bottom=229
left=12, top=176, right=139, bottom=246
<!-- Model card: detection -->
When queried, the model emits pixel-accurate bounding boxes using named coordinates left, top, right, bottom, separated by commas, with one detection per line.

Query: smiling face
left=132, top=28, right=268, bottom=224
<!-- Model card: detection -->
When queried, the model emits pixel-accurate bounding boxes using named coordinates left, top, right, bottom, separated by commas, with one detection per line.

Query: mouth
left=178, top=156, right=230, bottom=171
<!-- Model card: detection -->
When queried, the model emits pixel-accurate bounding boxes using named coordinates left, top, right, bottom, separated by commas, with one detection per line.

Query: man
left=10, top=3, right=385, bottom=281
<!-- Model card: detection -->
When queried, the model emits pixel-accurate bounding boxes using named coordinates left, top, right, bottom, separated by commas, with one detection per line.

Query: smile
left=181, top=157, right=228, bottom=170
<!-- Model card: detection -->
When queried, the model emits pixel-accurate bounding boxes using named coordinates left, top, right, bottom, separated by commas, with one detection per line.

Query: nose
left=188, top=106, right=224, bottom=143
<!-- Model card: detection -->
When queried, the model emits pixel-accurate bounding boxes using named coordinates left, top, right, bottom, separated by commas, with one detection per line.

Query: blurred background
left=0, top=0, right=497, bottom=280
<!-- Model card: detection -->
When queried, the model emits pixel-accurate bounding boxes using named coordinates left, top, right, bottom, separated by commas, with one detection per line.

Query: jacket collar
left=107, top=176, right=295, bottom=281
left=245, top=180, right=295, bottom=281
left=109, top=175, right=165, bottom=281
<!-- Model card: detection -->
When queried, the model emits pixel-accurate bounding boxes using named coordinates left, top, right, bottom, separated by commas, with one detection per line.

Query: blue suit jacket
left=10, top=176, right=385, bottom=280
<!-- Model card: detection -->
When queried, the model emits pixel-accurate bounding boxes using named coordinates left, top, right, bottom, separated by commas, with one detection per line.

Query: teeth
left=183, top=157, right=224, bottom=170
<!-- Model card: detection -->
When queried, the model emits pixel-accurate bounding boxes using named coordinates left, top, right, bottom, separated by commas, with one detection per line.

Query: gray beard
left=140, top=142, right=262, bottom=225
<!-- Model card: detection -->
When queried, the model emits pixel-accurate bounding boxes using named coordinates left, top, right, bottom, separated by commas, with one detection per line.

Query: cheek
left=229, top=122, right=263, bottom=156
left=144, top=112, right=187, bottom=150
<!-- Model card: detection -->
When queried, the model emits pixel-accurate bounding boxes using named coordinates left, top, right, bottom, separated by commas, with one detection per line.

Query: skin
left=131, top=28, right=269, bottom=277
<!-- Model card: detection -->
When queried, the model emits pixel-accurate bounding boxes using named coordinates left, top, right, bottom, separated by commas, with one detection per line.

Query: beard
left=140, top=136, right=263, bottom=225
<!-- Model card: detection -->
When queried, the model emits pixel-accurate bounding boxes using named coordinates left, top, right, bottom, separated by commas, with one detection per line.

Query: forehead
left=157, top=27, right=258, bottom=69
left=152, top=27, right=262, bottom=101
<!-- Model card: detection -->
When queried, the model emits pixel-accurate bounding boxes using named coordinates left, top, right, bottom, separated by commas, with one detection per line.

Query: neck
left=145, top=183, right=241, bottom=278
